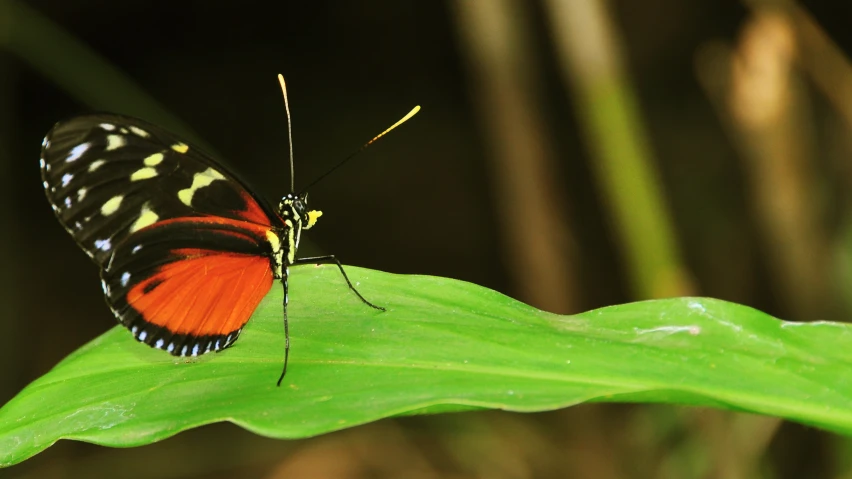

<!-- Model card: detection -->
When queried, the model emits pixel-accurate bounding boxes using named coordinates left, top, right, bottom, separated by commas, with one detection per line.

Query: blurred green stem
left=543, top=0, right=691, bottom=299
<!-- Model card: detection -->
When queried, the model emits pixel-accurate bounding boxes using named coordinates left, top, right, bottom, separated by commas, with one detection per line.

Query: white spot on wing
left=39, top=158, right=45, bottom=169
left=99, top=123, right=116, bottom=131
left=77, top=188, right=87, bottom=201
left=167, top=342, right=175, bottom=353
left=120, top=272, right=131, bottom=287
left=64, top=197, right=72, bottom=208
left=155, top=339, right=164, bottom=348
left=66, top=143, right=90, bottom=162
left=138, top=330, right=147, bottom=341
left=95, top=238, right=112, bottom=251
left=132, top=245, right=143, bottom=254
left=61, top=173, right=73, bottom=186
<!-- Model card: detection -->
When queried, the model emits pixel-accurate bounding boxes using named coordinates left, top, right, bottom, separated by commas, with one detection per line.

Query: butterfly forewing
left=40, top=114, right=288, bottom=357
left=40, top=114, right=282, bottom=266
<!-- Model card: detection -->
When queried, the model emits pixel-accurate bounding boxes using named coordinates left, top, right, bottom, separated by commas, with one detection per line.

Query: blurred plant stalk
left=451, top=0, right=578, bottom=313
left=790, top=5, right=852, bottom=318
left=543, top=0, right=693, bottom=299
left=697, top=7, right=831, bottom=320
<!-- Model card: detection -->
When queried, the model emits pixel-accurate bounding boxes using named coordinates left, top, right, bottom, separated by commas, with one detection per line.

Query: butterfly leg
left=292, top=255, right=386, bottom=311
left=276, top=267, right=290, bottom=387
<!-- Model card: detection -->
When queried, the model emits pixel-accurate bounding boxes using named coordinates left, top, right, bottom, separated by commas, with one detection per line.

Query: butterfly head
left=279, top=193, right=322, bottom=230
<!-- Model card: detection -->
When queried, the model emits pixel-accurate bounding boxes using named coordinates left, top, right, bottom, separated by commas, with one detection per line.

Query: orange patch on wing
left=126, top=249, right=273, bottom=336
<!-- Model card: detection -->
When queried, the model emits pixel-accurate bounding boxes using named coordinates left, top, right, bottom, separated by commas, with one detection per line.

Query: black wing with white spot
left=39, top=114, right=283, bottom=266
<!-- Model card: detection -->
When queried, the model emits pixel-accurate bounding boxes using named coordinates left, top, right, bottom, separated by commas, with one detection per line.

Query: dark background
left=2, top=0, right=851, bottom=477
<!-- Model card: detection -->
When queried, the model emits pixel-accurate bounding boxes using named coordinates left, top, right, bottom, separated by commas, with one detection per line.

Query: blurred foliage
left=2, top=0, right=852, bottom=477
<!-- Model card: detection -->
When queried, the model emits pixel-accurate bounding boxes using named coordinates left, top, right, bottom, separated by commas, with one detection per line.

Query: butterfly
left=40, top=76, right=419, bottom=385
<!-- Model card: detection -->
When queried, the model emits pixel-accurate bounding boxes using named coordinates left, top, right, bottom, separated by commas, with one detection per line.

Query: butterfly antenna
left=298, top=105, right=421, bottom=194
left=278, top=74, right=296, bottom=193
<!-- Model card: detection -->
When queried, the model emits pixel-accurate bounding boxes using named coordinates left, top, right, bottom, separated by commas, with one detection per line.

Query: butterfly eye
left=293, top=199, right=307, bottom=216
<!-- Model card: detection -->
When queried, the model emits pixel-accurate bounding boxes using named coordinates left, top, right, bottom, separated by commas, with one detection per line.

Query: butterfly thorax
left=271, top=193, right=322, bottom=278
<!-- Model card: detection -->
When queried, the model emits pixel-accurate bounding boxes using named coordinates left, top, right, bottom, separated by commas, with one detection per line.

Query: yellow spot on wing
left=105, top=135, right=126, bottom=151
left=88, top=159, right=106, bottom=172
left=130, top=167, right=157, bottom=181
left=178, top=168, right=226, bottom=206
left=130, top=205, right=159, bottom=233
left=171, top=143, right=189, bottom=154
left=101, top=195, right=124, bottom=216
left=177, top=190, right=192, bottom=206
left=144, top=153, right=164, bottom=166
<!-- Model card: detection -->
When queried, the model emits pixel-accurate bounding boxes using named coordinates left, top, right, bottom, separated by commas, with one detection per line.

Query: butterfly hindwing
left=40, top=114, right=281, bottom=266
left=101, top=217, right=276, bottom=356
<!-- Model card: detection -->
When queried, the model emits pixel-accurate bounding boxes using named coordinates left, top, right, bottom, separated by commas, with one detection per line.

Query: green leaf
left=2, top=266, right=852, bottom=466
